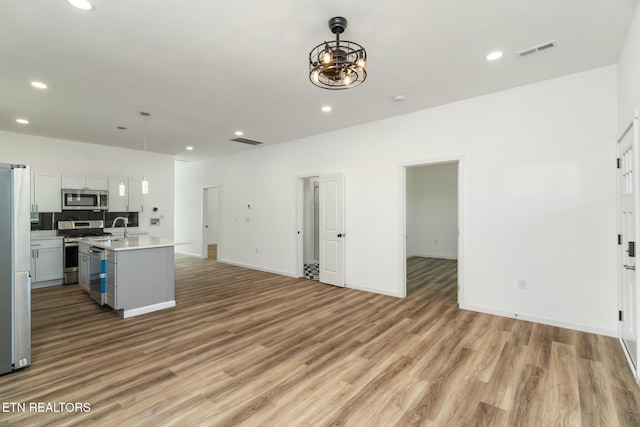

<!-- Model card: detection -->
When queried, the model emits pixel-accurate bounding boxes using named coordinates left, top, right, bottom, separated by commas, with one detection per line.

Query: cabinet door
left=108, top=177, right=128, bottom=211
left=34, top=172, right=61, bottom=212
left=78, top=252, right=89, bottom=291
left=34, top=247, right=63, bottom=282
left=62, top=175, right=86, bottom=189
left=128, top=178, right=143, bottom=212
left=86, top=176, right=108, bottom=191
left=30, top=250, right=37, bottom=283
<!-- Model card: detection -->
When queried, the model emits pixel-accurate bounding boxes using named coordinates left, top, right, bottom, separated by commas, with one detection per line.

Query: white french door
left=618, top=115, right=639, bottom=381
left=319, top=173, right=345, bottom=287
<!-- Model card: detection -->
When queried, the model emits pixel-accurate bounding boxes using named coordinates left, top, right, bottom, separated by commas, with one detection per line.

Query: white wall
left=0, top=132, right=175, bottom=238
left=406, top=163, right=458, bottom=259
left=618, top=0, right=640, bottom=131
left=176, top=65, right=618, bottom=336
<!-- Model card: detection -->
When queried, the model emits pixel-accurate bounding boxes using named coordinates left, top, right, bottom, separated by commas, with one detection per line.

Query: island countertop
left=78, top=236, right=174, bottom=251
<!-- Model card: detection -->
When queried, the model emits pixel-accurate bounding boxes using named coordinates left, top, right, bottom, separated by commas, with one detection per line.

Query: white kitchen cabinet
left=62, top=175, right=108, bottom=190
left=128, top=177, right=144, bottom=212
left=108, top=177, right=144, bottom=212
left=78, top=243, right=90, bottom=292
left=33, top=172, right=61, bottom=212
left=31, top=238, right=64, bottom=287
left=100, top=245, right=173, bottom=315
left=105, top=252, right=119, bottom=309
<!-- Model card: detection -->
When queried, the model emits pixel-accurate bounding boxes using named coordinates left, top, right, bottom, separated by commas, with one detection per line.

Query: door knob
left=623, top=264, right=636, bottom=271
left=337, top=233, right=342, bottom=237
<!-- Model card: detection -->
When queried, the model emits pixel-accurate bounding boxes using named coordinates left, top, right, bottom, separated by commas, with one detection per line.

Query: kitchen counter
left=78, top=235, right=174, bottom=251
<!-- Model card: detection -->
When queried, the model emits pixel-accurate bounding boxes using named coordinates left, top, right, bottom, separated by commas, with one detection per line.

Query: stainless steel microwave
left=62, top=189, right=108, bottom=211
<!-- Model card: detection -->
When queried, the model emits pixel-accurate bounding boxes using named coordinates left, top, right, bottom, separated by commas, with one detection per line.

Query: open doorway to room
left=404, top=161, right=461, bottom=302
left=300, top=176, right=320, bottom=280
left=202, top=186, right=219, bottom=260
left=296, top=174, right=346, bottom=287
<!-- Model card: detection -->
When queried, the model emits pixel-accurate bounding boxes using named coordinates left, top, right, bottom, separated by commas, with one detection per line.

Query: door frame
left=617, top=111, right=640, bottom=383
left=296, top=173, right=322, bottom=278
left=400, top=156, right=465, bottom=301
left=201, top=185, right=220, bottom=260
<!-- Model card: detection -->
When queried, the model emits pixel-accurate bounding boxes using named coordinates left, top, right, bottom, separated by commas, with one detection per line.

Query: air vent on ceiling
left=231, top=137, right=263, bottom=146
left=517, top=40, right=556, bottom=58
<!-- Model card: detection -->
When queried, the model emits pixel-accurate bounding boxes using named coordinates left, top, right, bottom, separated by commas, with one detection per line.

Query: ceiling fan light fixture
left=309, top=17, right=367, bottom=90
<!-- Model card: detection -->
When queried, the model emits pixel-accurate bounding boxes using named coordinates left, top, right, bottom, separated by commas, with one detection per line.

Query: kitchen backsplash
left=31, top=211, right=139, bottom=231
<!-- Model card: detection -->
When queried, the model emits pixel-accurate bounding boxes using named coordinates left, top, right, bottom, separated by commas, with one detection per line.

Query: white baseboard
left=459, top=303, right=617, bottom=337
left=407, top=253, right=458, bottom=260
left=174, top=250, right=202, bottom=258
left=217, top=259, right=298, bottom=278
left=31, top=279, right=64, bottom=289
left=122, top=300, right=176, bottom=319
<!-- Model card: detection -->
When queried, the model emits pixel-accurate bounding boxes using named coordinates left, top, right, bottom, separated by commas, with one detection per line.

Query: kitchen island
left=78, top=236, right=175, bottom=318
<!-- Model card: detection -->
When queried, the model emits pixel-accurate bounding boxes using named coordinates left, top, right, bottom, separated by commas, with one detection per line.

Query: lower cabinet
left=105, top=252, right=119, bottom=309
left=31, top=238, right=64, bottom=287
left=78, top=243, right=90, bottom=292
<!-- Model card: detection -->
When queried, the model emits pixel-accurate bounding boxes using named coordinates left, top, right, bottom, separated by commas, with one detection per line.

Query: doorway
left=202, top=186, right=219, bottom=260
left=296, top=173, right=346, bottom=287
left=301, top=177, right=320, bottom=280
left=403, top=160, right=462, bottom=300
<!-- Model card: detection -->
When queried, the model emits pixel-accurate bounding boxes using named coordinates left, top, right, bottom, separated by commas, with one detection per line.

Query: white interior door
left=319, top=173, right=345, bottom=287
left=618, top=116, right=639, bottom=378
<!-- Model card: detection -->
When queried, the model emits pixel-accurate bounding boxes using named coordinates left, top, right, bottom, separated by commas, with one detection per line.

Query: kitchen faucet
left=112, top=216, right=129, bottom=239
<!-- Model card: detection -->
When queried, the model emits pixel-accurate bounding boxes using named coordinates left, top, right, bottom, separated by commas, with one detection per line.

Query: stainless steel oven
left=62, top=189, right=108, bottom=211
left=58, top=220, right=110, bottom=284
left=64, top=242, right=79, bottom=284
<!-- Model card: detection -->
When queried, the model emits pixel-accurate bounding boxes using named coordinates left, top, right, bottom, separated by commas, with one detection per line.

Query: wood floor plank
left=0, top=251, right=638, bottom=426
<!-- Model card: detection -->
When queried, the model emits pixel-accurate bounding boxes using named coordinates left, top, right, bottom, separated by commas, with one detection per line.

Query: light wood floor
left=0, top=250, right=638, bottom=426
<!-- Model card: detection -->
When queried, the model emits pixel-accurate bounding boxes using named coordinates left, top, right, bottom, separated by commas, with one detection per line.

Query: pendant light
left=140, top=112, right=150, bottom=194
left=117, top=126, right=127, bottom=197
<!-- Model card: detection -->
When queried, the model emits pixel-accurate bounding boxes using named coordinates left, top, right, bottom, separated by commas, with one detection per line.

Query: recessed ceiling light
left=186, top=146, right=194, bottom=151
left=30, top=81, right=47, bottom=89
left=235, top=131, right=244, bottom=136
left=392, top=95, right=406, bottom=103
left=321, top=106, right=332, bottom=112
left=67, top=0, right=93, bottom=10
left=486, top=51, right=503, bottom=61
left=16, top=118, right=29, bottom=124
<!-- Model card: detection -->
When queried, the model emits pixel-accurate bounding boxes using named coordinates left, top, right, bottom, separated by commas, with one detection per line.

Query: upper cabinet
left=108, top=177, right=144, bottom=212
left=62, top=175, right=108, bottom=191
left=128, top=177, right=143, bottom=213
left=32, top=172, right=61, bottom=213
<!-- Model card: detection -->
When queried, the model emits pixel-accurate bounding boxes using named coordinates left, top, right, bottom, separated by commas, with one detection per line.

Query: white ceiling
left=1, top=0, right=637, bottom=161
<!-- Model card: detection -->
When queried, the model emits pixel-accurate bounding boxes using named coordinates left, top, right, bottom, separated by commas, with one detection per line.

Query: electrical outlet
left=517, top=279, right=527, bottom=290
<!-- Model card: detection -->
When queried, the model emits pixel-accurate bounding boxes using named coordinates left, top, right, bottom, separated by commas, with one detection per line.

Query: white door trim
left=400, top=155, right=465, bottom=302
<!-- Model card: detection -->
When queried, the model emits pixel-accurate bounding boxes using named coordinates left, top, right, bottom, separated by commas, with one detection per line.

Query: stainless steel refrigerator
left=0, top=163, right=31, bottom=375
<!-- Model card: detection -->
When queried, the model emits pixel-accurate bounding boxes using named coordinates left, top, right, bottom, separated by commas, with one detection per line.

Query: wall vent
left=231, top=137, right=264, bottom=146
left=517, top=40, right=556, bottom=58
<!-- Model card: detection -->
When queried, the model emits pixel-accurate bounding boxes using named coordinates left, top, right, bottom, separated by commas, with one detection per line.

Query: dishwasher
left=88, top=247, right=106, bottom=305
